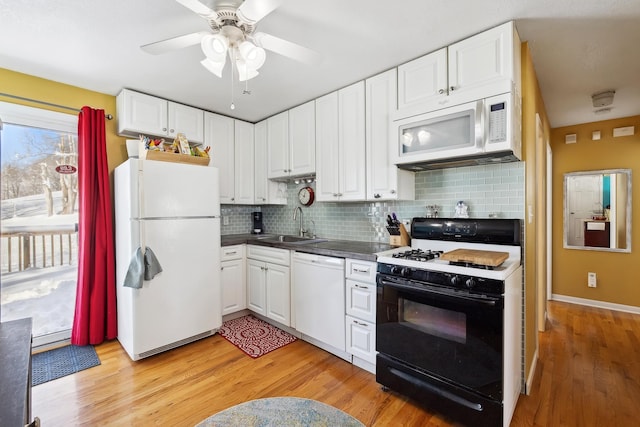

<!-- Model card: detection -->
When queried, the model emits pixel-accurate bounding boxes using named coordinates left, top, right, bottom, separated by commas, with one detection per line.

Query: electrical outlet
left=588, top=272, right=597, bottom=288
left=223, top=215, right=230, bottom=226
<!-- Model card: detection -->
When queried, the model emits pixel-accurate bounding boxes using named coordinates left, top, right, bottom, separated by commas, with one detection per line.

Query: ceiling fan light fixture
left=201, top=34, right=228, bottom=61
left=200, top=58, right=225, bottom=78
left=239, top=41, right=266, bottom=69
left=236, top=59, right=259, bottom=81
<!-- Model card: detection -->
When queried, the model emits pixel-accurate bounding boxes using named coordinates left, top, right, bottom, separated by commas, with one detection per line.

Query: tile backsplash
left=221, top=162, right=525, bottom=243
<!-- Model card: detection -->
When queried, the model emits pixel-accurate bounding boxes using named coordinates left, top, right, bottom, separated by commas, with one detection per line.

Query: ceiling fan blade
left=141, top=31, right=210, bottom=55
left=175, top=0, right=216, bottom=17
left=237, top=0, right=283, bottom=24
left=254, top=32, right=322, bottom=65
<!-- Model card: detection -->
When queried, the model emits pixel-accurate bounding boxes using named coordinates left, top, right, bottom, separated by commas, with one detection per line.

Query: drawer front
left=221, top=244, right=245, bottom=262
left=345, top=279, right=376, bottom=323
left=247, top=245, right=290, bottom=266
left=345, top=259, right=376, bottom=283
left=345, top=314, right=376, bottom=364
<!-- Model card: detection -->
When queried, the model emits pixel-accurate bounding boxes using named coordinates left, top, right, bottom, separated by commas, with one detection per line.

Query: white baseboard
left=352, top=356, right=375, bottom=375
left=525, top=348, right=538, bottom=395
left=551, top=294, right=640, bottom=314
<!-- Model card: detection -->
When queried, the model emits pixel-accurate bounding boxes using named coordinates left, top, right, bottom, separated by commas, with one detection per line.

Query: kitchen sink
left=260, top=235, right=328, bottom=245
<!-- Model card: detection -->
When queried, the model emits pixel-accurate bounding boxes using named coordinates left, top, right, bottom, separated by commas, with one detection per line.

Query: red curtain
left=71, top=106, right=117, bottom=345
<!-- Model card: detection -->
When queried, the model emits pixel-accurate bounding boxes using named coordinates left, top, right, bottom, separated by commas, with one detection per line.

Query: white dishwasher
left=292, top=252, right=346, bottom=353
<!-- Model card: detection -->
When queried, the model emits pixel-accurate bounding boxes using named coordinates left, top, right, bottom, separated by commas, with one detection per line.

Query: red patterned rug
left=219, top=315, right=297, bottom=358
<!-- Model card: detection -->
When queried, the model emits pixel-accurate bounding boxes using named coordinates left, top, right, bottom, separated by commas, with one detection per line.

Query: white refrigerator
left=114, top=159, right=221, bottom=361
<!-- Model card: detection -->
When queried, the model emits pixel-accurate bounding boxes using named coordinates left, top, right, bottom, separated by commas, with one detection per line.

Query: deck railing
left=1, top=224, right=78, bottom=273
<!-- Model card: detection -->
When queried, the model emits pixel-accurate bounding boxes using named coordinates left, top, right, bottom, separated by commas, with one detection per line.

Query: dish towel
left=123, top=247, right=163, bottom=289
left=143, top=247, right=163, bottom=280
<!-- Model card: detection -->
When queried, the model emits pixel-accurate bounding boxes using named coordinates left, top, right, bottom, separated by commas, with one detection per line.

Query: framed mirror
left=564, top=169, right=632, bottom=252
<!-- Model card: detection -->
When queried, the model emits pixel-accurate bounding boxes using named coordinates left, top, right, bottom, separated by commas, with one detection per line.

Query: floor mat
left=219, top=315, right=297, bottom=358
left=32, top=345, right=100, bottom=386
left=195, top=397, right=365, bottom=426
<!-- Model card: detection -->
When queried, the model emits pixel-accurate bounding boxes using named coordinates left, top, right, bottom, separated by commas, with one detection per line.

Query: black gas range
left=375, top=218, right=523, bottom=427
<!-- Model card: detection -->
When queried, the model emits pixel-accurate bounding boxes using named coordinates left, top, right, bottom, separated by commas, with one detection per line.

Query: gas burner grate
left=392, top=249, right=443, bottom=262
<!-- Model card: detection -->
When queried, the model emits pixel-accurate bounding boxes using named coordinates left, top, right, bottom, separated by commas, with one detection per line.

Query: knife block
left=389, top=223, right=411, bottom=247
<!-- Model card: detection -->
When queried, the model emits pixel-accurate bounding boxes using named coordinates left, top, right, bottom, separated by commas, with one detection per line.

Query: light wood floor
left=32, top=301, right=640, bottom=426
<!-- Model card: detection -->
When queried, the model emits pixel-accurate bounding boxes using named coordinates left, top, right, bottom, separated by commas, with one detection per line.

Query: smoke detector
left=592, top=90, right=615, bottom=107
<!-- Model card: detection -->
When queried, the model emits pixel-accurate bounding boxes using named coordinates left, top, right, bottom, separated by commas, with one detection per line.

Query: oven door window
left=401, top=299, right=467, bottom=344
left=377, top=281, right=503, bottom=400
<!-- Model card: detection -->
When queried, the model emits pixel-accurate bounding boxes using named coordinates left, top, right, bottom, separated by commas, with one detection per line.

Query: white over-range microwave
left=391, top=92, right=521, bottom=170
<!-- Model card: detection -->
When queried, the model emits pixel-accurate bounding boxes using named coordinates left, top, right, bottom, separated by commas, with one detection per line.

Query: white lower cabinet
left=246, top=246, right=291, bottom=326
left=345, top=315, right=376, bottom=364
left=345, top=259, right=377, bottom=373
left=220, top=245, right=246, bottom=315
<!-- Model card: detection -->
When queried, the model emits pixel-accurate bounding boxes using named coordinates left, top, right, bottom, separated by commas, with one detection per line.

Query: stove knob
left=390, top=266, right=402, bottom=275
left=465, top=277, right=476, bottom=290
left=450, top=275, right=461, bottom=287
left=399, top=267, right=410, bottom=277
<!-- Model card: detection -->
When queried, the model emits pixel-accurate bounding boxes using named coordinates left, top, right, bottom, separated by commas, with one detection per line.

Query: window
left=0, top=101, right=79, bottom=346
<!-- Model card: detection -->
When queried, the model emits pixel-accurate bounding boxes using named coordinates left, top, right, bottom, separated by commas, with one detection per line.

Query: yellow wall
left=550, top=115, right=640, bottom=307
left=0, top=68, right=127, bottom=174
left=521, top=42, right=551, bottom=385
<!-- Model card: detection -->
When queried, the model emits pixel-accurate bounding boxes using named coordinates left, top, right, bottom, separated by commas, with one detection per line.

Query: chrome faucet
left=293, top=206, right=305, bottom=237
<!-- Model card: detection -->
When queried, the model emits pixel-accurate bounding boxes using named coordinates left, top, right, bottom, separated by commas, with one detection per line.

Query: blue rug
left=196, top=397, right=365, bottom=426
left=32, top=345, right=100, bottom=386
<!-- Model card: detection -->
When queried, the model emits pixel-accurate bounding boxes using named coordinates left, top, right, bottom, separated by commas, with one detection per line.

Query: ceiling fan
left=141, top=0, right=321, bottom=82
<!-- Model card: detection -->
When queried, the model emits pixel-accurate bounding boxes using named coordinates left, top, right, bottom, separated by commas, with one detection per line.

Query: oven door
left=376, top=273, right=503, bottom=400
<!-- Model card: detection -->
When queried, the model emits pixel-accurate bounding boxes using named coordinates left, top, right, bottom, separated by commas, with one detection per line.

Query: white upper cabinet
left=117, top=89, right=204, bottom=144
left=267, top=102, right=316, bottom=179
left=397, top=48, right=448, bottom=110
left=167, top=102, right=205, bottom=144
left=288, top=101, right=316, bottom=176
left=266, top=111, right=289, bottom=178
left=205, top=113, right=256, bottom=205
left=365, top=69, right=414, bottom=201
left=234, top=120, right=255, bottom=205
left=316, top=81, right=366, bottom=202
left=315, top=91, right=340, bottom=201
left=205, top=112, right=235, bottom=203
left=397, top=21, right=520, bottom=113
left=254, top=120, right=287, bottom=205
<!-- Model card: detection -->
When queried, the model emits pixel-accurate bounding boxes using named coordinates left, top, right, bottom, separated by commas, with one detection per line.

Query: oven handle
left=378, top=278, right=499, bottom=307
left=388, top=367, right=484, bottom=412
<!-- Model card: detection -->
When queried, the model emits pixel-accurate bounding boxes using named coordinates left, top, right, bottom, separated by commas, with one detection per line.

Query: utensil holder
left=389, top=223, right=410, bottom=247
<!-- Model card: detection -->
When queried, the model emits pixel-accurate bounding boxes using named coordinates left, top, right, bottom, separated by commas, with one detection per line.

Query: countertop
left=0, top=318, right=32, bottom=427
left=221, top=234, right=396, bottom=262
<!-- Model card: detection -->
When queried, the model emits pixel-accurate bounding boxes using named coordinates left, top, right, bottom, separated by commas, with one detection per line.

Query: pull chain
left=230, top=48, right=236, bottom=110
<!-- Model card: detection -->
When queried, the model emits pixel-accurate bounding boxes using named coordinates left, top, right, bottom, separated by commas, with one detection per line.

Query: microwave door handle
left=474, top=99, right=485, bottom=149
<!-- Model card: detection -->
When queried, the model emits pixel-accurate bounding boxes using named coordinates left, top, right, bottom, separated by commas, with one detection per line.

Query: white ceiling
left=1, top=0, right=639, bottom=127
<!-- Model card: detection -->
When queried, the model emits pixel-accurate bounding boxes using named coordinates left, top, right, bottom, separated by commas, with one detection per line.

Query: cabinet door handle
left=353, top=320, right=370, bottom=327
left=224, top=251, right=237, bottom=255
left=374, top=193, right=381, bottom=198
left=390, top=189, right=396, bottom=194
left=450, top=86, right=456, bottom=92
left=220, top=266, right=224, bottom=271
left=438, top=88, right=446, bottom=94
left=354, top=284, right=369, bottom=289
left=353, top=268, right=369, bottom=273
left=162, top=127, right=167, bottom=132
left=170, top=128, right=175, bottom=133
